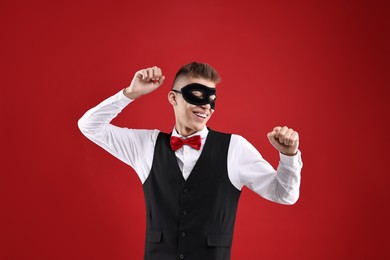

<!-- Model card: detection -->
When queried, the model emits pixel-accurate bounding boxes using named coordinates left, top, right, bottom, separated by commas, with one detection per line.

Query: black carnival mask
left=172, top=83, right=217, bottom=109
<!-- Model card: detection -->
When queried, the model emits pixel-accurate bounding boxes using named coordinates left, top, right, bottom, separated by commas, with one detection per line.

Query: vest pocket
left=146, top=229, right=162, bottom=243
left=207, top=234, right=233, bottom=247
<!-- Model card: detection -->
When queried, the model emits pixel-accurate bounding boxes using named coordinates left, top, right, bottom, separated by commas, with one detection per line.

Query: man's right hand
left=124, top=66, right=165, bottom=100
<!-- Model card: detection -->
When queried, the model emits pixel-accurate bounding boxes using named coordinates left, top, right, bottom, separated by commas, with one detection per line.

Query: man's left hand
left=267, top=126, right=299, bottom=156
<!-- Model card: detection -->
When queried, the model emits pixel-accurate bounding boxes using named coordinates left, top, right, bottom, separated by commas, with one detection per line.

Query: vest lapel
left=184, top=130, right=213, bottom=186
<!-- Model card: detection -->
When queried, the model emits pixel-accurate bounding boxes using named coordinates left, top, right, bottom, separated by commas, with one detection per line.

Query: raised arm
left=229, top=127, right=302, bottom=205
left=77, top=66, right=165, bottom=182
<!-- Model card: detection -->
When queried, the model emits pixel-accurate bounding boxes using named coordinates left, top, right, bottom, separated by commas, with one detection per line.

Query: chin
left=197, top=125, right=207, bottom=132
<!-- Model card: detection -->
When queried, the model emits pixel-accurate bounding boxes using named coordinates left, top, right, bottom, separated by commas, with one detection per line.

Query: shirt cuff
left=279, top=150, right=302, bottom=166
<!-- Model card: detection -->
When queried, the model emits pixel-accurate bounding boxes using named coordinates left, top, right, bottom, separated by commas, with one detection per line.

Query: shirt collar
left=171, top=126, right=209, bottom=139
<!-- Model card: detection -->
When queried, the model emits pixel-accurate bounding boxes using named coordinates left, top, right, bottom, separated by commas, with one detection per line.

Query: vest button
left=179, top=254, right=185, bottom=259
left=183, top=188, right=189, bottom=194
left=180, top=231, right=186, bottom=237
left=182, top=209, right=189, bottom=215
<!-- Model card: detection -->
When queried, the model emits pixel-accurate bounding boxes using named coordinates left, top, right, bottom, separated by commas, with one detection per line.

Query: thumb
left=157, top=75, right=165, bottom=86
left=150, top=75, right=165, bottom=89
left=267, top=131, right=279, bottom=146
left=267, top=130, right=276, bottom=140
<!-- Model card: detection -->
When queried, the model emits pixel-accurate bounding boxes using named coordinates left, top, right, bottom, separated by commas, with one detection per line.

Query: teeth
left=194, top=113, right=207, bottom=118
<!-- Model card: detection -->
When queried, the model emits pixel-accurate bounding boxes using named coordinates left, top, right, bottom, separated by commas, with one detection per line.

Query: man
left=78, top=62, right=302, bottom=260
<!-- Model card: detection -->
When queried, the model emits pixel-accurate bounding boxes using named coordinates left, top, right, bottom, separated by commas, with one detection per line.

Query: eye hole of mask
left=191, top=90, right=205, bottom=99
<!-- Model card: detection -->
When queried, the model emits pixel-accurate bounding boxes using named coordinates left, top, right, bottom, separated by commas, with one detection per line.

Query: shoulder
left=207, top=129, right=256, bottom=150
left=228, top=133, right=261, bottom=157
left=230, top=133, right=250, bottom=146
left=123, top=128, right=161, bottom=145
left=154, top=130, right=179, bottom=146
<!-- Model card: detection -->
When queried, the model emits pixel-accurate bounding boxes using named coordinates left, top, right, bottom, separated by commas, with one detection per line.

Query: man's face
left=169, top=77, right=216, bottom=137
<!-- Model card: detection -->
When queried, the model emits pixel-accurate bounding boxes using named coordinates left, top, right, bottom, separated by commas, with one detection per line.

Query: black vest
left=142, top=130, right=241, bottom=260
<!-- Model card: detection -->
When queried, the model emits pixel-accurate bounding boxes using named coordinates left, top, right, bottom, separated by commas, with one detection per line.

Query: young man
left=78, top=62, right=302, bottom=260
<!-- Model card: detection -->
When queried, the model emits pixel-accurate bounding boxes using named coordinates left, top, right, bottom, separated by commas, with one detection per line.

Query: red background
left=1, top=0, right=389, bottom=259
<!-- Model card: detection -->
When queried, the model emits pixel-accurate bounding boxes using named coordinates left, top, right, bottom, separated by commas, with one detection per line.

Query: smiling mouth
left=193, top=112, right=207, bottom=119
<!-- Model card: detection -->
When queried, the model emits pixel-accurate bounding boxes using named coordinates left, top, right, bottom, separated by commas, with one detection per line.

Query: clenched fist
left=124, top=66, right=165, bottom=100
left=267, top=126, right=299, bottom=156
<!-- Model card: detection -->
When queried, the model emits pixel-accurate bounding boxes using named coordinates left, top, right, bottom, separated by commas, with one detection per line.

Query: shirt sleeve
left=77, top=89, right=159, bottom=183
left=228, top=134, right=302, bottom=205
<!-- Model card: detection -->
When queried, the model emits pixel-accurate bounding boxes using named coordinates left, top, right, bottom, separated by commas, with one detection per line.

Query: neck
left=175, top=125, right=199, bottom=137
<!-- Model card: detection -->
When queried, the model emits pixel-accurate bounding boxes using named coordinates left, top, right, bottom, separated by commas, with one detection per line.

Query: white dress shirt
left=78, top=90, right=303, bottom=205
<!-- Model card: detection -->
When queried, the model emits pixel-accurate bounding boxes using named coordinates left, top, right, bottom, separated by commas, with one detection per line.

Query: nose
left=200, top=103, right=211, bottom=110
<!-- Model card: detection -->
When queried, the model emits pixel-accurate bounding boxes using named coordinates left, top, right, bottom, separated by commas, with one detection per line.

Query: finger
left=152, top=67, right=163, bottom=83
left=290, top=131, right=299, bottom=146
left=145, top=67, right=155, bottom=81
left=157, top=75, right=165, bottom=85
left=267, top=131, right=278, bottom=149
left=283, top=128, right=294, bottom=145
left=273, top=126, right=282, bottom=133
left=267, top=130, right=276, bottom=141
left=136, top=69, right=147, bottom=80
left=146, top=67, right=156, bottom=81
left=152, top=66, right=161, bottom=79
left=156, top=67, right=162, bottom=77
left=267, top=130, right=276, bottom=137
left=278, top=126, right=289, bottom=144
left=273, top=126, right=282, bottom=138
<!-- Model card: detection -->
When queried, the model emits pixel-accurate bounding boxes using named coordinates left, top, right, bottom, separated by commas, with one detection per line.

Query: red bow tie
left=170, top=135, right=201, bottom=151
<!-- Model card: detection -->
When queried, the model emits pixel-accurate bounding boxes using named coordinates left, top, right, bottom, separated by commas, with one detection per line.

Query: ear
left=168, top=91, right=177, bottom=106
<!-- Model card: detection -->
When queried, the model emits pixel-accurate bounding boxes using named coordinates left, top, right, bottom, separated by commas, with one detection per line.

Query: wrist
left=123, top=88, right=141, bottom=100
left=281, top=150, right=298, bottom=157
